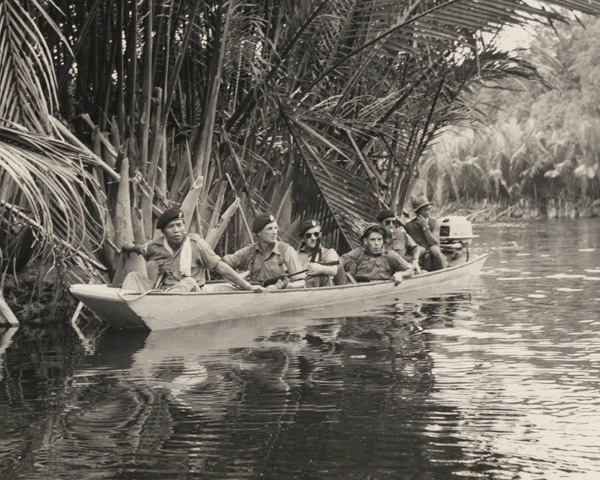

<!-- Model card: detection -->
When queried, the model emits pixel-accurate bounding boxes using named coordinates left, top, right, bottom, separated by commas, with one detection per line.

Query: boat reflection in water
left=76, top=296, right=472, bottom=479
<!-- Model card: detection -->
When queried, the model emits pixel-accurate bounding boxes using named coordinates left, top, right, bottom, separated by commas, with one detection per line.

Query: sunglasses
left=304, top=231, right=321, bottom=239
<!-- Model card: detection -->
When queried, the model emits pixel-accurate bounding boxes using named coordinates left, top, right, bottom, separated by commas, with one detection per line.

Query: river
left=0, top=219, right=599, bottom=479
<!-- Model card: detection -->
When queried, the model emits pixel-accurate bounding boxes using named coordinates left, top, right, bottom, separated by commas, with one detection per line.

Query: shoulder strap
left=278, top=241, right=290, bottom=255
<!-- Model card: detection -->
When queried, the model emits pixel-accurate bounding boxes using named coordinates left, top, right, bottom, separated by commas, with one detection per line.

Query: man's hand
left=412, top=260, right=421, bottom=274
left=266, top=278, right=287, bottom=291
left=415, top=215, right=428, bottom=229
left=247, top=284, right=268, bottom=294
left=392, top=271, right=404, bottom=285
left=306, top=262, right=322, bottom=276
left=121, top=242, right=138, bottom=256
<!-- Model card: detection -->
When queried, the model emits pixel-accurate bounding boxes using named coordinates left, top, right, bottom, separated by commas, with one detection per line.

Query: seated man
left=404, top=196, right=448, bottom=271
left=121, top=208, right=266, bottom=293
left=376, top=208, right=420, bottom=273
left=297, top=219, right=340, bottom=288
left=340, top=223, right=413, bottom=284
left=222, top=213, right=306, bottom=290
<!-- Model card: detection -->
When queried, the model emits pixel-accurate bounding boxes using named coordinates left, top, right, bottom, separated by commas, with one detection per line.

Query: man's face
left=163, top=219, right=186, bottom=246
left=363, top=232, right=384, bottom=255
left=417, top=205, right=431, bottom=218
left=258, top=221, right=278, bottom=244
left=380, top=216, right=396, bottom=232
left=303, top=227, right=321, bottom=249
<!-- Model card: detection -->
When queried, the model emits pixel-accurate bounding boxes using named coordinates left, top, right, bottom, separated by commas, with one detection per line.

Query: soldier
left=223, top=213, right=306, bottom=290
left=376, top=208, right=421, bottom=273
left=121, top=208, right=266, bottom=293
left=297, top=219, right=340, bottom=287
left=340, top=223, right=413, bottom=283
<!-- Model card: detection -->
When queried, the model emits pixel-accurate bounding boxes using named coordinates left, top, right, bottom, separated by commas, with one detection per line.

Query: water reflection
left=0, top=219, right=599, bottom=479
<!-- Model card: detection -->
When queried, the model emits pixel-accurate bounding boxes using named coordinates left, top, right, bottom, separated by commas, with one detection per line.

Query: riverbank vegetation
left=419, top=16, right=600, bottom=221
left=2, top=1, right=600, bottom=323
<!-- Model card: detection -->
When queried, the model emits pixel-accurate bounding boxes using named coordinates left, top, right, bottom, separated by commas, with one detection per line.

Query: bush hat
left=156, top=208, right=184, bottom=229
left=360, top=222, right=387, bottom=240
left=411, top=196, right=433, bottom=213
left=252, top=213, right=276, bottom=233
left=298, top=219, right=321, bottom=237
left=376, top=209, right=396, bottom=222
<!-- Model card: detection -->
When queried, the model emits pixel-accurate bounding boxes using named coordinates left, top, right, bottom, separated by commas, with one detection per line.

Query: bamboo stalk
left=49, top=116, right=119, bottom=179
left=180, top=176, right=204, bottom=229
left=112, top=158, right=147, bottom=285
left=205, top=198, right=241, bottom=249
left=0, top=292, right=18, bottom=326
left=78, top=114, right=119, bottom=163
left=207, top=181, right=227, bottom=233
left=225, top=173, right=252, bottom=240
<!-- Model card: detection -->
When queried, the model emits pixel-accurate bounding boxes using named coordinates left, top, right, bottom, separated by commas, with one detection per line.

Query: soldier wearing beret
left=121, top=208, right=266, bottom=293
left=297, top=219, right=340, bottom=288
left=404, top=196, right=448, bottom=271
left=222, top=213, right=306, bottom=290
left=340, top=223, right=413, bottom=284
left=376, top=208, right=421, bottom=273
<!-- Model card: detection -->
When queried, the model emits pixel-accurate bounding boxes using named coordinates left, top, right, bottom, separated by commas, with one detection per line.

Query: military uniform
left=340, top=247, right=412, bottom=282
left=223, top=241, right=306, bottom=284
left=386, top=227, right=419, bottom=262
left=141, top=233, right=221, bottom=288
left=298, top=244, right=339, bottom=287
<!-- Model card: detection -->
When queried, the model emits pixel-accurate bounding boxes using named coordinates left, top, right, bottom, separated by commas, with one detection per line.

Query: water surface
left=0, top=219, right=599, bottom=479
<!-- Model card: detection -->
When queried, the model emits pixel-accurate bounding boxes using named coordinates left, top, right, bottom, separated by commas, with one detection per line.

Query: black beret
left=156, top=208, right=184, bottom=229
left=361, top=222, right=387, bottom=240
left=252, top=213, right=275, bottom=233
left=376, top=209, right=395, bottom=222
left=298, top=219, right=321, bottom=237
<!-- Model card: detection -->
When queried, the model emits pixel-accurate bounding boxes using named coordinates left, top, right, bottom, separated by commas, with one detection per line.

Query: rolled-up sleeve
left=283, top=247, right=306, bottom=281
left=387, top=251, right=412, bottom=273
left=340, top=249, right=359, bottom=276
left=320, top=248, right=340, bottom=276
left=222, top=245, right=251, bottom=271
left=195, top=239, right=221, bottom=270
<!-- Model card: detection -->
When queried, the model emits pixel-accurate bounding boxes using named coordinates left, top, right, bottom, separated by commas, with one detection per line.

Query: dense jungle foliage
left=420, top=17, right=600, bottom=220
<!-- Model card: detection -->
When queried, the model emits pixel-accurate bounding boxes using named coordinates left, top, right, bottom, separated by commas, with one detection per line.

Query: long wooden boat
left=69, top=253, right=488, bottom=330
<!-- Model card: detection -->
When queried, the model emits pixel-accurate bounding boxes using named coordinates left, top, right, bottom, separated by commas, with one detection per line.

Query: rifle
left=310, top=236, right=322, bottom=263
left=261, top=260, right=339, bottom=288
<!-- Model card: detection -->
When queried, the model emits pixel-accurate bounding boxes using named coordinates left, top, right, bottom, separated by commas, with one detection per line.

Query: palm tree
left=0, top=0, right=106, bottom=284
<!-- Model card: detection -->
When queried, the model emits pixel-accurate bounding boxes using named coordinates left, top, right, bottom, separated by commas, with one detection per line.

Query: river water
left=0, top=219, right=599, bottom=479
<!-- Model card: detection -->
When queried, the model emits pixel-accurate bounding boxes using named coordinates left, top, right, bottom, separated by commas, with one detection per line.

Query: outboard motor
left=439, top=216, right=477, bottom=265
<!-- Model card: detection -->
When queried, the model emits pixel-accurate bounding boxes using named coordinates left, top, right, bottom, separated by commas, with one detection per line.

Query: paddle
left=353, top=274, right=404, bottom=285
left=261, top=260, right=339, bottom=288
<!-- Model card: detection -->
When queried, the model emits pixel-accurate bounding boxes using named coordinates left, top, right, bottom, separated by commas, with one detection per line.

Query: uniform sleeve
left=404, top=230, right=418, bottom=250
left=283, top=247, right=306, bottom=281
left=404, top=221, right=418, bottom=242
left=319, top=248, right=340, bottom=276
left=340, top=249, right=359, bottom=276
left=387, top=251, right=412, bottom=273
left=222, top=245, right=251, bottom=270
left=142, top=241, right=160, bottom=261
left=195, top=239, right=221, bottom=271
left=322, top=247, right=339, bottom=263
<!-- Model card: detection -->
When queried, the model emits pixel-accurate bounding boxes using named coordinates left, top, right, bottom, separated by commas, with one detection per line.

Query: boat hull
left=70, top=254, right=488, bottom=330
